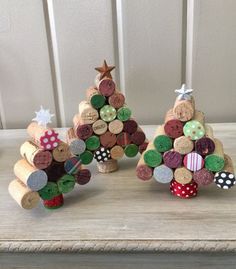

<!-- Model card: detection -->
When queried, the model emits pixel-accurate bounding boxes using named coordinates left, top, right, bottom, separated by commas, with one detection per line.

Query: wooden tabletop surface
left=0, top=124, right=236, bottom=253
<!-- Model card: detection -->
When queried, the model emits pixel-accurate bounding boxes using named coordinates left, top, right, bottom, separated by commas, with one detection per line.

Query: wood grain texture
left=117, top=0, right=183, bottom=124
left=0, top=0, right=57, bottom=128
left=50, top=0, right=117, bottom=127
left=186, top=0, right=236, bottom=122
left=0, top=124, right=236, bottom=253
left=1, top=253, right=236, bottom=269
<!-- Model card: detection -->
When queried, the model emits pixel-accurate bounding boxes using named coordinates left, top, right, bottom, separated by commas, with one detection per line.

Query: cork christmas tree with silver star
left=136, top=84, right=236, bottom=198
left=68, top=60, right=148, bottom=173
left=9, top=107, right=91, bottom=210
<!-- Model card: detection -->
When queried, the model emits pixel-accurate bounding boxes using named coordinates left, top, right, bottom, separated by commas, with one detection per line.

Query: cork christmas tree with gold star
left=67, top=60, right=148, bottom=173
left=136, top=84, right=236, bottom=198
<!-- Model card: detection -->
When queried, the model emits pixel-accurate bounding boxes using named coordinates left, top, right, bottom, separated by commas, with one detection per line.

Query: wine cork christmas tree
left=136, top=85, right=236, bottom=198
left=9, top=107, right=91, bottom=210
left=69, top=60, right=148, bottom=173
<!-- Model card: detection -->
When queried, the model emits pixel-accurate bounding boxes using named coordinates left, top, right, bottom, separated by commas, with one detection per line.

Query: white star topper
left=32, top=106, right=54, bottom=127
left=175, top=84, right=193, bottom=100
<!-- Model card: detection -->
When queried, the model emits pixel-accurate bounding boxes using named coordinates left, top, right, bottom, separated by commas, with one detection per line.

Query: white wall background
left=0, top=0, right=235, bottom=129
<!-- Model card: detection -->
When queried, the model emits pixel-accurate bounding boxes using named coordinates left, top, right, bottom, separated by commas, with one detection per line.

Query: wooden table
left=0, top=124, right=236, bottom=269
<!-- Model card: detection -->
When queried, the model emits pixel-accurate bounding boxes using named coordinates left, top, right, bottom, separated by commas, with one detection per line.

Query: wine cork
left=117, top=106, right=132, bottom=122
left=66, top=128, right=86, bottom=155
left=110, top=145, right=124, bottom=160
left=100, top=105, right=117, bottom=122
left=27, top=122, right=60, bottom=150
left=80, top=150, right=94, bottom=165
left=183, top=152, right=204, bottom=172
left=38, top=182, right=60, bottom=200
left=205, top=138, right=225, bottom=172
left=124, top=144, right=139, bottom=158
left=86, top=87, right=105, bottom=109
left=43, top=194, right=64, bottom=209
left=8, top=179, right=40, bottom=209
left=108, top=119, right=124, bottom=134
left=195, top=124, right=215, bottom=156
left=136, top=155, right=153, bottom=180
left=193, top=168, right=214, bottom=186
left=123, top=119, right=138, bottom=134
left=20, top=141, right=52, bottom=169
left=85, top=135, right=100, bottom=151
left=57, top=174, right=75, bottom=194
left=97, top=159, right=118, bottom=173
left=97, top=78, right=116, bottom=97
left=214, top=154, right=235, bottom=189
left=116, top=132, right=131, bottom=147
left=153, top=165, right=173, bottom=183
left=78, top=101, right=99, bottom=124
left=100, top=131, right=117, bottom=148
left=94, top=147, right=111, bottom=162
left=170, top=179, right=198, bottom=199
left=14, top=159, right=48, bottom=191
left=108, top=92, right=125, bottom=108
left=92, top=119, right=108, bottom=135
left=52, top=141, right=71, bottom=162
left=164, top=109, right=184, bottom=138
left=75, top=169, right=91, bottom=185
left=143, top=142, right=162, bottom=168
left=131, top=128, right=146, bottom=146
left=163, top=150, right=183, bottom=169
left=193, top=110, right=205, bottom=125
left=173, top=96, right=195, bottom=122
left=73, top=114, right=93, bottom=140
left=44, top=160, right=66, bottom=182
left=64, top=156, right=82, bottom=175
left=153, top=125, right=173, bottom=152
left=183, top=112, right=205, bottom=140
left=174, top=167, right=193, bottom=184
left=139, top=140, right=149, bottom=154
left=174, top=136, right=194, bottom=155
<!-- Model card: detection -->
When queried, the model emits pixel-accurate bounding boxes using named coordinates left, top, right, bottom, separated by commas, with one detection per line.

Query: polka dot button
left=100, top=105, right=117, bottom=122
left=183, top=120, right=205, bottom=140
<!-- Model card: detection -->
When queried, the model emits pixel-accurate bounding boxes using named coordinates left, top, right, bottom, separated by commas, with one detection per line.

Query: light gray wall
left=0, top=0, right=235, bottom=129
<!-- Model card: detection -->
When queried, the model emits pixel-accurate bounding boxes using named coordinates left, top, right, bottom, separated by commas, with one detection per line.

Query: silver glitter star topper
left=32, top=106, right=54, bottom=127
left=175, top=84, right=193, bottom=100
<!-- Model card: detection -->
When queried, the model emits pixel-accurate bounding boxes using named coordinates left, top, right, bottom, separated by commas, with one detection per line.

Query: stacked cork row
left=69, top=61, right=148, bottom=173
left=9, top=122, right=91, bottom=209
left=136, top=86, right=235, bottom=198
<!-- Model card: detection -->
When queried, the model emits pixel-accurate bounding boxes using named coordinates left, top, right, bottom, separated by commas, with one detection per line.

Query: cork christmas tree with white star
left=68, top=60, right=148, bottom=173
left=136, top=84, right=236, bottom=198
left=9, top=107, right=91, bottom=210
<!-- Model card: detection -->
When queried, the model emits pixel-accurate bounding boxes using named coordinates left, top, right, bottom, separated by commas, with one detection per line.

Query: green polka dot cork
left=90, top=94, right=106, bottom=109
left=80, top=150, right=94, bottom=165
left=57, top=174, right=76, bottom=194
left=100, top=105, right=117, bottom=122
left=183, top=120, right=205, bottom=140
left=85, top=135, right=100, bottom=151
left=38, top=182, right=60, bottom=200
left=124, top=144, right=139, bottom=158
left=205, top=155, right=225, bottom=172
left=154, top=135, right=173, bottom=152
left=117, top=106, right=132, bottom=122
left=144, top=149, right=162, bottom=168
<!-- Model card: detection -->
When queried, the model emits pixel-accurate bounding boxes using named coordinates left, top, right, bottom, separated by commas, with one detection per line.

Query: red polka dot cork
left=40, top=129, right=60, bottom=150
left=170, top=179, right=198, bottom=199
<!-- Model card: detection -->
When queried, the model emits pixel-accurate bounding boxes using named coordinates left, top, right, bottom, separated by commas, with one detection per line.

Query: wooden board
left=0, top=124, right=236, bottom=253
